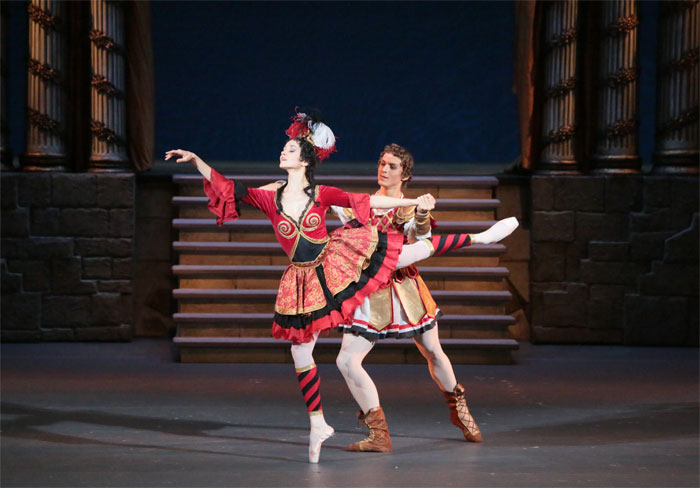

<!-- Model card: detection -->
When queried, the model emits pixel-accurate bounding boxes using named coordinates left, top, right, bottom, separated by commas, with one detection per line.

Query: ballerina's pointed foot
left=309, top=424, right=335, bottom=463
left=474, top=217, right=519, bottom=244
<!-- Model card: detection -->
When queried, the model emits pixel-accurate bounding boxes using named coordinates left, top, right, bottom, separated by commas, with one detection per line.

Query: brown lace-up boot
left=346, top=406, right=392, bottom=452
left=443, top=383, right=483, bottom=442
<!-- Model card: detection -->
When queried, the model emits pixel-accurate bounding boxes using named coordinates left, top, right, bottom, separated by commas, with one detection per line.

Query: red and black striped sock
left=296, top=364, right=322, bottom=413
left=430, top=234, right=472, bottom=256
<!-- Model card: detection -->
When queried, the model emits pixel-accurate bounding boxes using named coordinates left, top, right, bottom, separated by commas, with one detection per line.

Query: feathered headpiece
left=285, top=108, right=337, bottom=162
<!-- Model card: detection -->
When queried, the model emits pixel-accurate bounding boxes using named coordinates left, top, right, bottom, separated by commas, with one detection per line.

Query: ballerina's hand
left=164, top=149, right=197, bottom=164
left=416, top=194, right=436, bottom=212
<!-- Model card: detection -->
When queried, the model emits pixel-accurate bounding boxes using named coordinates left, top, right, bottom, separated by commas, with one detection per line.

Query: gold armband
left=394, top=206, right=415, bottom=226
left=414, top=209, right=432, bottom=236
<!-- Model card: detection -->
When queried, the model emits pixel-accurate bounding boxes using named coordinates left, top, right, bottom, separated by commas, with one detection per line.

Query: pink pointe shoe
left=309, top=424, right=335, bottom=463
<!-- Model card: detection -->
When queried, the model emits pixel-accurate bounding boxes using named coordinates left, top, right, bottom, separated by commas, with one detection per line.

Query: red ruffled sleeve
left=318, top=186, right=371, bottom=225
left=203, top=168, right=248, bottom=226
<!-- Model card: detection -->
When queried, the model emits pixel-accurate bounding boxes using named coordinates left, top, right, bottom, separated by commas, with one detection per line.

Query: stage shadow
left=0, top=402, right=348, bottom=463
left=481, top=402, right=700, bottom=448
left=4, top=401, right=696, bottom=460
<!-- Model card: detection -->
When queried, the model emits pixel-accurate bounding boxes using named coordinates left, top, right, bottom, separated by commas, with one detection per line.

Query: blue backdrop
left=152, top=1, right=520, bottom=164
left=5, top=1, right=659, bottom=167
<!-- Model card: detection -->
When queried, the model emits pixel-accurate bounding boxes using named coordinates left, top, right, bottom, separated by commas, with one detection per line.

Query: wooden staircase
left=171, top=173, right=519, bottom=364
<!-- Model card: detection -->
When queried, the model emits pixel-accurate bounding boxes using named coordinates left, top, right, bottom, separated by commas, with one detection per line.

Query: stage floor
left=2, top=340, right=698, bottom=488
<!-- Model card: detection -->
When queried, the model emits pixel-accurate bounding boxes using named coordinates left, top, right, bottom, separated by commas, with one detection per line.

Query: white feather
left=310, top=121, right=336, bottom=149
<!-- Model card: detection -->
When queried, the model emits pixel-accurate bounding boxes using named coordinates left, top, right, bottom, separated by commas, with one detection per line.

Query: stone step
left=173, top=243, right=504, bottom=268
left=173, top=288, right=512, bottom=303
left=174, top=312, right=516, bottom=327
left=172, top=195, right=501, bottom=210
left=174, top=313, right=515, bottom=339
left=175, top=175, right=496, bottom=201
left=176, top=203, right=494, bottom=224
left=171, top=264, right=510, bottom=280
left=173, top=218, right=497, bottom=233
left=171, top=172, right=514, bottom=364
left=172, top=336, right=519, bottom=364
left=172, top=241, right=506, bottom=256
left=177, top=303, right=505, bottom=316
left=173, top=174, right=499, bottom=189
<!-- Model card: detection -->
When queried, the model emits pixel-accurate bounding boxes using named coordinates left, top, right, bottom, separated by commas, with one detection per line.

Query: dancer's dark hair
left=296, top=137, right=319, bottom=203
left=275, top=137, right=320, bottom=213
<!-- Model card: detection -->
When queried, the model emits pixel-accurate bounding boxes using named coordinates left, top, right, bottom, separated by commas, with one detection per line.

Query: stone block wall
left=496, top=176, right=531, bottom=341
left=1, top=173, right=135, bottom=341
left=133, top=174, right=175, bottom=337
left=531, top=175, right=698, bottom=346
left=3, top=171, right=696, bottom=347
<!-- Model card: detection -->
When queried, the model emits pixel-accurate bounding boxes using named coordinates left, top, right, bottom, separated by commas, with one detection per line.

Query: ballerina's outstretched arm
left=165, top=149, right=211, bottom=180
left=369, top=193, right=435, bottom=211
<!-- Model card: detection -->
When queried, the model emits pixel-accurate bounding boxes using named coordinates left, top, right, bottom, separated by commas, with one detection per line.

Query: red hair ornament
left=285, top=110, right=337, bottom=162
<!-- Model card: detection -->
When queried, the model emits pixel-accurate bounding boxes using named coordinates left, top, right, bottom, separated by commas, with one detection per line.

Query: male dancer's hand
left=416, top=194, right=436, bottom=213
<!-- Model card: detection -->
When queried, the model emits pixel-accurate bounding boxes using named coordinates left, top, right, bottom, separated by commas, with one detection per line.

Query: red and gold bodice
left=370, top=208, right=398, bottom=233
left=204, top=169, right=370, bottom=263
left=270, top=186, right=335, bottom=263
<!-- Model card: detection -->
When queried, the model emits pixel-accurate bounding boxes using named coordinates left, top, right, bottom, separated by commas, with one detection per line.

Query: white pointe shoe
left=473, top=217, right=519, bottom=244
left=309, top=424, right=335, bottom=463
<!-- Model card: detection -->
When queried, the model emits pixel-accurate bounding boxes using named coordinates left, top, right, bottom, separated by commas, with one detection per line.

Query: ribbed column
left=591, top=0, right=641, bottom=173
left=0, top=2, right=12, bottom=170
left=538, top=0, right=580, bottom=173
left=22, top=0, right=67, bottom=172
left=88, top=0, right=129, bottom=172
left=653, top=0, right=699, bottom=174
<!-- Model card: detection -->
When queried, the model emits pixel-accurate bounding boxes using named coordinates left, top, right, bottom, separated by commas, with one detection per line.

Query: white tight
left=336, top=324, right=458, bottom=414
left=394, top=241, right=458, bottom=390
left=336, top=334, right=380, bottom=413
left=413, top=326, right=457, bottom=392
left=290, top=331, right=319, bottom=369
left=396, top=240, right=433, bottom=269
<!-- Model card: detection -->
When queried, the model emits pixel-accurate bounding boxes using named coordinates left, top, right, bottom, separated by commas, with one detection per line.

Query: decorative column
left=653, top=0, right=699, bottom=174
left=88, top=0, right=129, bottom=172
left=0, top=2, right=12, bottom=170
left=538, top=0, right=580, bottom=173
left=591, top=0, right=641, bottom=173
left=22, top=0, right=67, bottom=172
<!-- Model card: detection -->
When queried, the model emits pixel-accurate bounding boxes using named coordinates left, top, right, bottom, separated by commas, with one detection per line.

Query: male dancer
left=333, top=143, right=517, bottom=451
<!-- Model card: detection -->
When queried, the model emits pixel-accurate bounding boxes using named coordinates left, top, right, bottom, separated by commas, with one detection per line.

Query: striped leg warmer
left=429, top=234, right=472, bottom=256
left=296, top=364, right=322, bottom=414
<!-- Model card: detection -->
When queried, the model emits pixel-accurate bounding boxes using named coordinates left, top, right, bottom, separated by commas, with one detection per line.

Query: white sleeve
left=404, top=217, right=432, bottom=240
left=330, top=205, right=351, bottom=225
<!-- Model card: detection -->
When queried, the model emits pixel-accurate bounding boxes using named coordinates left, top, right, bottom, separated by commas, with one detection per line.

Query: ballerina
left=166, top=110, right=518, bottom=463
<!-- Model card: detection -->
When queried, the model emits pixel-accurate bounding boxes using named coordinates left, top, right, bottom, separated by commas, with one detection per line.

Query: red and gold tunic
left=203, top=169, right=405, bottom=343
left=333, top=202, right=441, bottom=340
